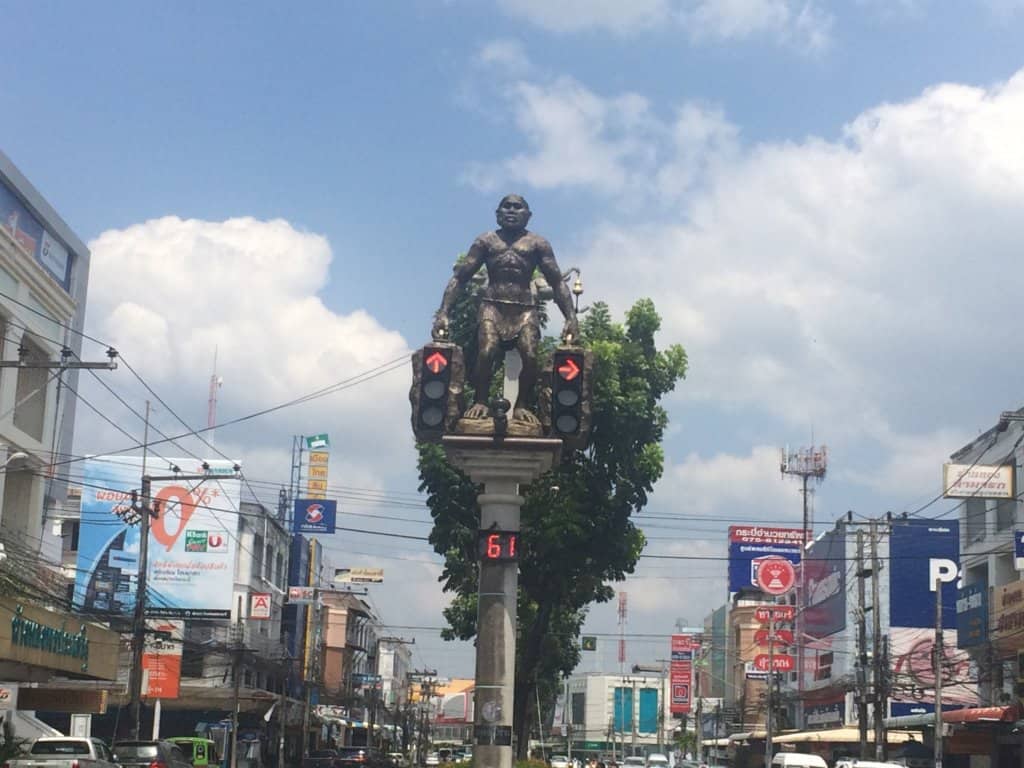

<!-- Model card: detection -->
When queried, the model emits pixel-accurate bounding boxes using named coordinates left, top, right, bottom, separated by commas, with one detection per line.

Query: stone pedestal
left=442, top=436, right=562, bottom=768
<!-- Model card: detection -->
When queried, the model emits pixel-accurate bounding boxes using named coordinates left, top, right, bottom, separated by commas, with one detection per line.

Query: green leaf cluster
left=417, top=289, right=686, bottom=754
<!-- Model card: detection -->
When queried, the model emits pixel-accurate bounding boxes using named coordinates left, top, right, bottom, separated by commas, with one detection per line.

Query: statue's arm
left=537, top=240, right=579, bottom=343
left=433, top=240, right=486, bottom=339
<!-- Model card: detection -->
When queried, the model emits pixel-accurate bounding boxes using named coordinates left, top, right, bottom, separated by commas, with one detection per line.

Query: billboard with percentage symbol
left=74, top=456, right=241, bottom=619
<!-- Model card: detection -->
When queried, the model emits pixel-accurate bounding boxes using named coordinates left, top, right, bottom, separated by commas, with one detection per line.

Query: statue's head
left=495, top=194, right=531, bottom=232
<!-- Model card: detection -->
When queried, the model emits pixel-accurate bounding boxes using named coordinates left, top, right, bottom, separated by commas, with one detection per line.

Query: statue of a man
left=433, top=194, right=579, bottom=424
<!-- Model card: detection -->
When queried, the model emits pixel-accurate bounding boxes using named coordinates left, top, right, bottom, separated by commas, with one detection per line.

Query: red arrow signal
left=557, top=357, right=580, bottom=381
left=425, top=351, right=448, bottom=374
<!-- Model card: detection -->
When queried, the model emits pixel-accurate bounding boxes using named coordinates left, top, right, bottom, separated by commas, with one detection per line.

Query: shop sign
left=0, top=684, right=17, bottom=711
left=805, top=700, right=844, bottom=729
left=956, top=584, right=988, bottom=649
left=993, top=579, right=1024, bottom=652
left=0, top=597, right=117, bottom=679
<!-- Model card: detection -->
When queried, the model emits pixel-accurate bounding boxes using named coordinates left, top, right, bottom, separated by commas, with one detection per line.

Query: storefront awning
left=728, top=731, right=767, bottom=742
left=943, top=706, right=1018, bottom=724
left=775, top=727, right=922, bottom=744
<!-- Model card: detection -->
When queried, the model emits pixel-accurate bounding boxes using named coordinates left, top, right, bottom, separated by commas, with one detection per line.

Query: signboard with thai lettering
left=992, top=579, right=1024, bottom=654
left=0, top=597, right=118, bottom=679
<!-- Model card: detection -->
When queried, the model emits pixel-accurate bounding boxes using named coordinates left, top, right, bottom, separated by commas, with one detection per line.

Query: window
left=13, top=335, right=49, bottom=440
left=997, top=498, right=1016, bottom=531
left=253, top=534, right=264, bottom=578
left=265, top=544, right=273, bottom=581
left=966, top=498, right=987, bottom=542
left=182, top=648, right=204, bottom=678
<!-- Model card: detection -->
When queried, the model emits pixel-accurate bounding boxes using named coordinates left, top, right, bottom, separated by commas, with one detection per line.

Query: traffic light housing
left=410, top=343, right=464, bottom=442
left=550, top=347, right=590, bottom=446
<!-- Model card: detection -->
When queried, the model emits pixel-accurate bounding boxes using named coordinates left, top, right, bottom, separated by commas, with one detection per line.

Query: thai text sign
left=74, top=456, right=241, bottom=620
left=727, top=526, right=803, bottom=593
left=992, top=579, right=1024, bottom=653
left=943, top=463, right=1013, bottom=499
left=0, top=597, right=118, bottom=679
left=956, top=583, right=988, bottom=649
left=142, top=620, right=183, bottom=699
left=670, top=634, right=693, bottom=715
left=293, top=498, right=337, bottom=535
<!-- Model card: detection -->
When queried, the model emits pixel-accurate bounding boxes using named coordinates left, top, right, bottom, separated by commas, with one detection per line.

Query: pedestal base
left=443, top=436, right=562, bottom=768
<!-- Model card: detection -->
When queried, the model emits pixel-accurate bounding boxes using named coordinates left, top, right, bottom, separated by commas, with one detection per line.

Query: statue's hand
left=562, top=318, right=580, bottom=345
left=432, top=313, right=450, bottom=340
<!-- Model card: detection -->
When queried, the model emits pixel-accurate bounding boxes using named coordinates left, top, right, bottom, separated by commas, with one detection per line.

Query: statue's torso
left=477, top=230, right=546, bottom=304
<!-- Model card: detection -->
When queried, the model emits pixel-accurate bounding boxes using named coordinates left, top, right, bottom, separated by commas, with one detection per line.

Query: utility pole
left=126, top=455, right=221, bottom=740
left=231, top=595, right=243, bottom=768
left=870, top=520, right=885, bottom=760
left=780, top=444, right=827, bottom=729
left=934, top=577, right=944, bottom=768
left=765, top=603, right=775, bottom=767
left=127, top=402, right=151, bottom=741
left=856, top=528, right=869, bottom=758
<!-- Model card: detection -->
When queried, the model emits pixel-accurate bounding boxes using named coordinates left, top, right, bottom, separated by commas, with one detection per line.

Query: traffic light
left=551, top=348, right=588, bottom=442
left=411, top=343, right=463, bottom=442
left=581, top=636, right=597, bottom=651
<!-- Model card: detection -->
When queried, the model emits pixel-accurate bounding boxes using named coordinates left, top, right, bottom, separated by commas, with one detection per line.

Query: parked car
left=770, top=754, right=828, bottom=768
left=424, top=754, right=440, bottom=767
left=164, top=739, right=219, bottom=768
left=113, top=741, right=192, bottom=768
left=622, top=758, right=646, bottom=768
left=6, top=738, right=119, bottom=768
left=645, top=754, right=669, bottom=768
left=550, top=756, right=571, bottom=768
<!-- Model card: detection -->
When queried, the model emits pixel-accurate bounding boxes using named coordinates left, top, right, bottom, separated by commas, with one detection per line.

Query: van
left=770, top=754, right=828, bottom=768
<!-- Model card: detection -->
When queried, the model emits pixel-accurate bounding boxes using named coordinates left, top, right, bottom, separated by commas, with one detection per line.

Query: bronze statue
left=433, top=194, right=578, bottom=425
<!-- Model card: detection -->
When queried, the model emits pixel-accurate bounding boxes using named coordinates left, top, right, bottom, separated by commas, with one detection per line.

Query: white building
left=561, top=673, right=675, bottom=758
left=0, top=149, right=91, bottom=560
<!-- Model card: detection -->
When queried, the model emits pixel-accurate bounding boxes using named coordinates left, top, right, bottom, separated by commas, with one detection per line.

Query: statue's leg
left=465, top=321, right=500, bottom=419
left=512, top=324, right=541, bottom=424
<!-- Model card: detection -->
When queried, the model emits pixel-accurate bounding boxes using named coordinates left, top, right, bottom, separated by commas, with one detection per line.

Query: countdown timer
left=478, top=531, right=519, bottom=561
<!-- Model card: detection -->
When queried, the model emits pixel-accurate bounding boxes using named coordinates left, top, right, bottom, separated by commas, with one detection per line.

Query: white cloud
left=495, top=0, right=832, bottom=50
left=467, top=64, right=1024, bottom=506
left=475, top=38, right=533, bottom=76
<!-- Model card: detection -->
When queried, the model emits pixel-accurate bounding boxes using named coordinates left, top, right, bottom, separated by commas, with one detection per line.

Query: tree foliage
left=417, top=279, right=687, bottom=755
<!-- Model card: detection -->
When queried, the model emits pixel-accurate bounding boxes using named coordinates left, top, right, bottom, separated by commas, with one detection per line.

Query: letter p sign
left=929, top=558, right=959, bottom=590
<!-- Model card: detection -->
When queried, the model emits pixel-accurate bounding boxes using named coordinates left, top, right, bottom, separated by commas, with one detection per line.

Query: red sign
left=753, top=653, right=795, bottom=672
left=425, top=351, right=448, bottom=374
left=754, top=605, right=796, bottom=623
left=754, top=628, right=794, bottom=647
left=142, top=620, right=183, bottom=699
left=670, top=634, right=694, bottom=715
left=557, top=357, right=581, bottom=381
left=755, top=556, right=797, bottom=595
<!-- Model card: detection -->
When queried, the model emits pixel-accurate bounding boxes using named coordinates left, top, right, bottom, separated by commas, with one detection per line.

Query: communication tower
left=618, top=591, right=628, bottom=673
left=780, top=444, right=827, bottom=545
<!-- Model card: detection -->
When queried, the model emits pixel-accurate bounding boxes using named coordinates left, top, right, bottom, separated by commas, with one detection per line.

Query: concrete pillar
left=443, top=436, right=561, bottom=768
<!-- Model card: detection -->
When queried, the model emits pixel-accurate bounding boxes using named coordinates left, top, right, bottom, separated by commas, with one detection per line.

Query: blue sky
left=5, top=0, right=1024, bottom=677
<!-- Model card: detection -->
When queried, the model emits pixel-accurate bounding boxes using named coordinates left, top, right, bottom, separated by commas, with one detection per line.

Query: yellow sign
left=307, top=479, right=328, bottom=491
left=309, top=465, right=329, bottom=479
left=309, top=451, right=330, bottom=465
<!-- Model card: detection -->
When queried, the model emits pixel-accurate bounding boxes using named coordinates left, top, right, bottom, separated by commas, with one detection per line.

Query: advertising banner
left=804, top=527, right=846, bottom=639
left=956, top=584, right=988, bottom=649
left=0, top=683, right=18, bottom=711
left=142, top=620, right=183, bottom=699
left=889, top=627, right=978, bottom=706
left=0, top=179, right=71, bottom=289
left=670, top=634, right=693, bottom=715
left=74, top=456, right=241, bottom=620
left=889, top=519, right=959, bottom=629
left=943, top=463, right=1013, bottom=499
left=293, top=499, right=337, bottom=535
left=727, top=526, right=804, bottom=593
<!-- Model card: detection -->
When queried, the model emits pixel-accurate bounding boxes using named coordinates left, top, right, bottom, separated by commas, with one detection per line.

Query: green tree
left=417, top=289, right=687, bottom=757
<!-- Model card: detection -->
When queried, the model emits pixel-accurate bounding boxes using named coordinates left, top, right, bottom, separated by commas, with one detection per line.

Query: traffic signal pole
left=443, top=436, right=560, bottom=768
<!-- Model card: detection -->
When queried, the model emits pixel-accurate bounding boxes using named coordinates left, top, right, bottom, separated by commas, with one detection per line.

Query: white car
left=425, top=754, right=440, bottom=767
left=624, top=758, right=647, bottom=768
left=551, top=757, right=571, bottom=768
left=646, top=755, right=670, bottom=768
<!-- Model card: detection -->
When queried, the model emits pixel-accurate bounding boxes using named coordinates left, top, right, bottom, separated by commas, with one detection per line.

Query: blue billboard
left=292, top=498, right=337, bottom=535
left=956, top=583, right=988, bottom=648
left=727, top=526, right=803, bottom=593
left=889, top=519, right=959, bottom=629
